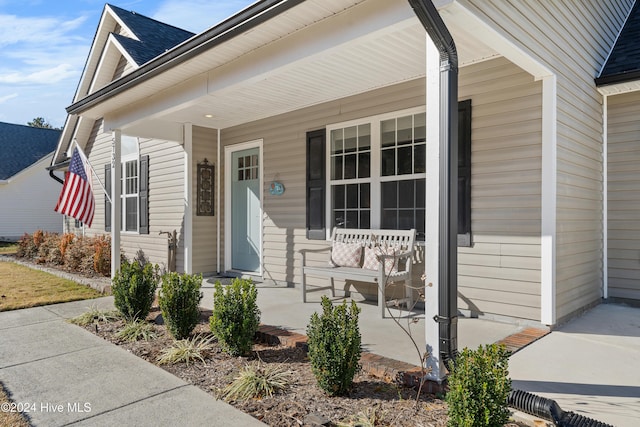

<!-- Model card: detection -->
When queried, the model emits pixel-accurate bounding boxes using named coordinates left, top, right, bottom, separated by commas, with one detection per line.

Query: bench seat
left=301, top=228, right=416, bottom=318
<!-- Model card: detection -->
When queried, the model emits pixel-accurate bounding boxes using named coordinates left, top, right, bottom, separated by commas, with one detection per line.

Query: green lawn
left=0, top=261, right=103, bottom=311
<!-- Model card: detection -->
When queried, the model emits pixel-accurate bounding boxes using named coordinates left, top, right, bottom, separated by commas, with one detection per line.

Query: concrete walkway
left=0, top=297, right=265, bottom=427
left=509, top=303, right=640, bottom=427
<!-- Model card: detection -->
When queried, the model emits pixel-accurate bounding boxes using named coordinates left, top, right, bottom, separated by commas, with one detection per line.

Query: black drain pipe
left=509, top=389, right=614, bottom=427
left=407, top=0, right=459, bottom=365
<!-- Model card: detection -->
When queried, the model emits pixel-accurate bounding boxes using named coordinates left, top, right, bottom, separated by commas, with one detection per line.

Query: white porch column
left=602, top=94, right=609, bottom=299
left=184, top=123, right=193, bottom=274
left=111, top=130, right=122, bottom=278
left=541, top=75, right=557, bottom=325
left=424, top=35, right=444, bottom=382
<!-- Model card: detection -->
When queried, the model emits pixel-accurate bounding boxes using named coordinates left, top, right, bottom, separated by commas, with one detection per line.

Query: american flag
left=54, top=147, right=95, bottom=227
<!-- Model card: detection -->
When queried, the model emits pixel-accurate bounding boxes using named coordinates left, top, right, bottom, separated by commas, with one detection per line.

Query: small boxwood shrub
left=159, top=272, right=203, bottom=339
left=112, top=259, right=159, bottom=321
left=306, top=296, right=361, bottom=396
left=446, top=343, right=511, bottom=427
left=209, top=278, right=260, bottom=357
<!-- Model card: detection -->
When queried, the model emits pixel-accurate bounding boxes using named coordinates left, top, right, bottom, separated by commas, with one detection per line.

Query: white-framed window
left=327, top=107, right=427, bottom=240
left=121, top=136, right=139, bottom=233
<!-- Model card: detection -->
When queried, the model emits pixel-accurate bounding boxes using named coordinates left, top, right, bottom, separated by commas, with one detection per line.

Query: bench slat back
left=331, top=228, right=415, bottom=250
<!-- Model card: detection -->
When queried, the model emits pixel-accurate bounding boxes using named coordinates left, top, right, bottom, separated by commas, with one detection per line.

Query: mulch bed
left=80, top=307, right=529, bottom=427
left=84, top=307, right=449, bottom=426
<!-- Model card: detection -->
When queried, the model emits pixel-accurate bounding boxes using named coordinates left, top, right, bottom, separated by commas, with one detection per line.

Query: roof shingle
left=596, top=2, right=640, bottom=86
left=0, top=122, right=61, bottom=180
left=107, top=4, right=195, bottom=66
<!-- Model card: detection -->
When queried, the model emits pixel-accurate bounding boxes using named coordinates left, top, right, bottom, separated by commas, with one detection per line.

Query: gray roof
left=0, top=122, right=61, bottom=180
left=596, top=2, right=640, bottom=86
left=107, top=4, right=195, bottom=66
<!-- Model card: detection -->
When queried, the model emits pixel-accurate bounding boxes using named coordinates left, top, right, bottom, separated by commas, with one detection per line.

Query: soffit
left=82, top=0, right=500, bottom=133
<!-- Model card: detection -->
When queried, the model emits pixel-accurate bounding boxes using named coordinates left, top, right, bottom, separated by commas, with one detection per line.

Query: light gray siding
left=222, top=58, right=544, bottom=321
left=463, top=0, right=633, bottom=321
left=0, top=155, right=62, bottom=240
left=607, top=91, right=640, bottom=301
left=81, top=120, right=187, bottom=272
left=458, top=57, right=542, bottom=321
left=192, top=126, right=218, bottom=274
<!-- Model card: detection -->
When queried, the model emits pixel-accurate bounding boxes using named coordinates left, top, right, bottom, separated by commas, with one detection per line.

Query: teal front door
left=231, top=147, right=261, bottom=273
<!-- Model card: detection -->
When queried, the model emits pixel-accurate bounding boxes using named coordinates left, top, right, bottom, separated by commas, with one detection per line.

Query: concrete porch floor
left=200, top=277, right=531, bottom=366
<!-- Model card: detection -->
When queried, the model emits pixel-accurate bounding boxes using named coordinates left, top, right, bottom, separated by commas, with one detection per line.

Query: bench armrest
left=299, top=246, right=331, bottom=266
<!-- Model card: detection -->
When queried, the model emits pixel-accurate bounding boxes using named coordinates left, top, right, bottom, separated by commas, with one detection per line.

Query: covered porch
left=67, top=0, right=557, bottom=382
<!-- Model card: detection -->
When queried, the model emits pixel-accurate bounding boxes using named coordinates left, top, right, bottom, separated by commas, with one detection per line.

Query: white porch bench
left=301, top=228, right=416, bottom=318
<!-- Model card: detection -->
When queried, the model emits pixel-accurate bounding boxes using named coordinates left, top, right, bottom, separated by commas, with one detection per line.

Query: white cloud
left=0, top=93, right=18, bottom=104
left=152, top=0, right=254, bottom=33
left=0, top=13, right=88, bottom=88
left=0, top=64, right=76, bottom=84
left=0, top=14, right=87, bottom=47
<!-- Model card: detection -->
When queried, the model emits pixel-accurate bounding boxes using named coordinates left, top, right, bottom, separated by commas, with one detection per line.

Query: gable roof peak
left=104, top=3, right=195, bottom=66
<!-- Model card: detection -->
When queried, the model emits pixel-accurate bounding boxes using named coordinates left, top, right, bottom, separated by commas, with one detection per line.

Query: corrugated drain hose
left=508, top=389, right=614, bottom=427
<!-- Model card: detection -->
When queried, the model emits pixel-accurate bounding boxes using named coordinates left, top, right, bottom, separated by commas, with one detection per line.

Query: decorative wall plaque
left=197, top=158, right=214, bottom=216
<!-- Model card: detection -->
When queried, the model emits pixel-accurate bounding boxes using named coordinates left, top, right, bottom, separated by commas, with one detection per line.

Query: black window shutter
left=306, top=129, right=326, bottom=240
left=104, top=164, right=111, bottom=232
left=139, top=155, right=149, bottom=234
left=458, top=100, right=472, bottom=247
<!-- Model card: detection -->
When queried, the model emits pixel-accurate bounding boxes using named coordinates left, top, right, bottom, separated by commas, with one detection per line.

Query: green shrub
left=209, top=278, right=260, bottom=357
left=307, top=296, right=361, bottom=396
left=158, top=272, right=203, bottom=339
left=111, top=259, right=159, bottom=321
left=446, top=344, right=511, bottom=427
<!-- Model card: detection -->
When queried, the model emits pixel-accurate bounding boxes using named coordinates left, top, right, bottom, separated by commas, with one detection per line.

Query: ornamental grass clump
left=219, top=362, right=293, bottom=402
left=158, top=272, right=203, bottom=339
left=111, top=259, right=159, bottom=321
left=307, top=296, right=361, bottom=396
left=446, top=343, right=511, bottom=427
left=68, top=304, right=120, bottom=326
left=209, top=278, right=260, bottom=357
left=116, top=319, right=157, bottom=342
left=157, top=334, right=215, bottom=366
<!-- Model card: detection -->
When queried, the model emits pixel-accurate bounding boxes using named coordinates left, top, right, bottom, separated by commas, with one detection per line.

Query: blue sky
left=0, top=0, right=253, bottom=128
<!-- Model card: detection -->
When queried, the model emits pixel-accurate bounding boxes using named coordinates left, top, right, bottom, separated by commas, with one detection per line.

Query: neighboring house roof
left=0, top=122, right=60, bottom=180
left=596, top=1, right=640, bottom=86
left=107, top=4, right=195, bottom=66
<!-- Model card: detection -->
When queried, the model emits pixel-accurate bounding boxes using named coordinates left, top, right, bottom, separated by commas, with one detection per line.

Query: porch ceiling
left=92, top=0, right=499, bottom=137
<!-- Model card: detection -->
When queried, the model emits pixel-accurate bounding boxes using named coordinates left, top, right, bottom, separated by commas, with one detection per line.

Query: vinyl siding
left=222, top=78, right=425, bottom=290
left=222, top=58, right=543, bottom=321
left=458, top=57, right=542, bottom=321
left=607, top=91, right=640, bottom=301
left=192, top=126, right=218, bottom=274
left=80, top=119, right=186, bottom=272
left=462, top=0, right=633, bottom=321
left=0, top=155, right=62, bottom=240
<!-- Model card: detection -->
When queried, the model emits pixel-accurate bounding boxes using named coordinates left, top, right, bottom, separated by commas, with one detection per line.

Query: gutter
left=595, top=70, right=640, bottom=87
left=407, top=0, right=459, bottom=365
left=66, top=0, right=305, bottom=116
left=46, top=159, right=70, bottom=185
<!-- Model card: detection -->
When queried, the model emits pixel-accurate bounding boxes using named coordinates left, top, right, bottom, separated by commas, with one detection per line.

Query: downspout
left=602, top=94, right=608, bottom=299
left=217, top=128, right=221, bottom=274
left=49, top=170, right=64, bottom=185
left=407, top=0, right=459, bottom=364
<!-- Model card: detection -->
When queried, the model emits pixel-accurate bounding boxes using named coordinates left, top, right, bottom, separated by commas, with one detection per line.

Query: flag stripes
left=54, top=148, right=96, bottom=227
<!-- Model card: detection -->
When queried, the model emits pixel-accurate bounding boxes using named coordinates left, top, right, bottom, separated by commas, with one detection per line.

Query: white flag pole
left=73, top=140, right=112, bottom=204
